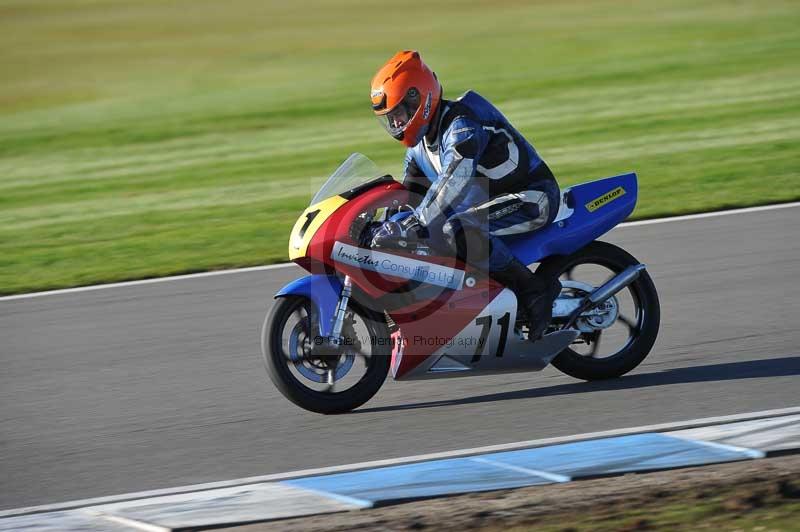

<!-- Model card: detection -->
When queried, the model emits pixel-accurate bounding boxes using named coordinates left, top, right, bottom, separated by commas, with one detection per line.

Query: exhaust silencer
left=588, top=264, right=646, bottom=304
left=564, top=264, right=646, bottom=329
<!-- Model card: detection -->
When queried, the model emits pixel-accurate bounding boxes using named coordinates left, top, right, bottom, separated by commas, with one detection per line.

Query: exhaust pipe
left=564, top=264, right=646, bottom=329
left=588, top=264, right=646, bottom=304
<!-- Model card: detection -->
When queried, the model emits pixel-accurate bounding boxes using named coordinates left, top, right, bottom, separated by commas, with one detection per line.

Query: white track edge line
left=667, top=434, right=766, bottom=459
left=0, top=263, right=295, bottom=302
left=279, top=483, right=373, bottom=509
left=469, top=456, right=571, bottom=483
left=82, top=510, right=170, bottom=532
left=2, top=201, right=798, bottom=302
left=2, top=406, right=798, bottom=519
left=615, top=200, right=800, bottom=228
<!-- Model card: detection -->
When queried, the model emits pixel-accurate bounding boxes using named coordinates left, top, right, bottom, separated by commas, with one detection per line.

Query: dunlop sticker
left=585, top=186, right=626, bottom=212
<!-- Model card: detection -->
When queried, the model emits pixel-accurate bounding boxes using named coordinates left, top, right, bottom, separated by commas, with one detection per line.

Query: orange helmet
left=370, top=50, right=442, bottom=148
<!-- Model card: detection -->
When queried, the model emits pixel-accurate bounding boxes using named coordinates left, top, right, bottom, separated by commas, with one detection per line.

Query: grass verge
left=2, top=0, right=799, bottom=294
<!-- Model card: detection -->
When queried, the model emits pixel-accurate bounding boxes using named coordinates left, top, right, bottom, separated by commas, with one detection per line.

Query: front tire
left=262, top=296, right=391, bottom=414
left=536, top=241, right=660, bottom=380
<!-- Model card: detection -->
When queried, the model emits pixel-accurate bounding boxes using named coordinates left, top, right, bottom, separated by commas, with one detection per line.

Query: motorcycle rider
left=362, top=50, right=562, bottom=340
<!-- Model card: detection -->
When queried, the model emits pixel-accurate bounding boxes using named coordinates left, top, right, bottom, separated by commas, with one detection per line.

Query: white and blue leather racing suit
left=388, top=90, right=560, bottom=272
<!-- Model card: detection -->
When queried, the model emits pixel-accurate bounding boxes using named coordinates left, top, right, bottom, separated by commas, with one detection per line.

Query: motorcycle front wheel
left=536, top=240, right=660, bottom=381
left=261, top=296, right=391, bottom=414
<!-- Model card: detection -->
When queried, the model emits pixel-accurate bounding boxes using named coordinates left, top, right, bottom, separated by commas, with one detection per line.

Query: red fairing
left=304, top=183, right=407, bottom=294
left=303, top=180, right=507, bottom=380
left=305, top=182, right=468, bottom=298
left=390, top=278, right=504, bottom=379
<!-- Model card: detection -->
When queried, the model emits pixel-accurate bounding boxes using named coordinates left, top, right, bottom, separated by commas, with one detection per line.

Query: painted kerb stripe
left=2, top=407, right=798, bottom=519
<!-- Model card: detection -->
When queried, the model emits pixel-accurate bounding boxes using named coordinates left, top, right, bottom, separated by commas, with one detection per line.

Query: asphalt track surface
left=2, top=206, right=799, bottom=510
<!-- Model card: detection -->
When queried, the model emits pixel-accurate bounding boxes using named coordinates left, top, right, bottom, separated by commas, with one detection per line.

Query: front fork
left=328, top=275, right=352, bottom=346
left=305, top=275, right=354, bottom=387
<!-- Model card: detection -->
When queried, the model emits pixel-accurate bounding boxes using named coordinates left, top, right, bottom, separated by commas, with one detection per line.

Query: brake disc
left=287, top=322, right=355, bottom=383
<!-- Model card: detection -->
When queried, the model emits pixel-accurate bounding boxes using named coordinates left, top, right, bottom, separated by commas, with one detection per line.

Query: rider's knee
left=443, top=216, right=489, bottom=264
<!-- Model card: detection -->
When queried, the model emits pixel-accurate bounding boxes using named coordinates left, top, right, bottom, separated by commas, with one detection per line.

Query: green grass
left=502, top=499, right=800, bottom=531
left=1, top=0, right=799, bottom=294
left=499, top=482, right=800, bottom=531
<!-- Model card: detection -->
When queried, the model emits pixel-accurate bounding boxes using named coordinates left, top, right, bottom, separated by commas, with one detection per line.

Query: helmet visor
left=375, top=88, right=421, bottom=139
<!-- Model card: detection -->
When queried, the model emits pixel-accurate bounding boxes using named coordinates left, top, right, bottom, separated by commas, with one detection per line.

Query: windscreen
left=310, top=153, right=390, bottom=205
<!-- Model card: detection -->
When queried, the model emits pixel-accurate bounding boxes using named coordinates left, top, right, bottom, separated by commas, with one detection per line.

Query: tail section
left=503, top=173, right=638, bottom=265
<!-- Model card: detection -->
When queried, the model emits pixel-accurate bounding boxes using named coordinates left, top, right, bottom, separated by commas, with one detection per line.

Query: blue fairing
left=275, top=274, right=343, bottom=337
left=502, top=173, right=638, bottom=265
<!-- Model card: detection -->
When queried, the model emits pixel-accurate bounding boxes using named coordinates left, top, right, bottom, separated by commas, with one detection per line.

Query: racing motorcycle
left=262, top=154, right=660, bottom=414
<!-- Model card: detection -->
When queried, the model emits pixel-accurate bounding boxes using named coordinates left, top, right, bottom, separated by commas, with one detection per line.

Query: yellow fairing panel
left=288, top=195, right=349, bottom=260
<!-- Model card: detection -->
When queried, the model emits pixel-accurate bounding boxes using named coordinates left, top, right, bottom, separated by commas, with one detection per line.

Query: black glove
left=349, top=210, right=381, bottom=248
left=370, top=214, right=429, bottom=250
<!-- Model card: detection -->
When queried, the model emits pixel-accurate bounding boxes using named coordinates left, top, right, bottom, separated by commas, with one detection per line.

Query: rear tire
left=262, top=296, right=391, bottom=414
left=536, top=241, right=660, bottom=380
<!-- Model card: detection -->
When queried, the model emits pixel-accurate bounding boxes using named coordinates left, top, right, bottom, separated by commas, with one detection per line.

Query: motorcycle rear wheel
left=536, top=240, right=660, bottom=380
left=262, top=296, right=391, bottom=414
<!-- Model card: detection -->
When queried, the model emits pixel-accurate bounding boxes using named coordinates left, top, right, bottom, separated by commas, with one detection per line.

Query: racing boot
left=527, top=276, right=562, bottom=340
left=492, top=257, right=561, bottom=341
